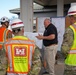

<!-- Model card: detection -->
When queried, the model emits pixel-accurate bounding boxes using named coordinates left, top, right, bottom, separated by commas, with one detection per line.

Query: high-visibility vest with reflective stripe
left=5, top=36, right=35, bottom=74
left=0, top=27, right=10, bottom=49
left=65, top=25, right=76, bottom=66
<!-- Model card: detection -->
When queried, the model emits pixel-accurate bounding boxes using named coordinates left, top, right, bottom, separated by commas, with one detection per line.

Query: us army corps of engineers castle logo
left=14, top=46, right=27, bottom=57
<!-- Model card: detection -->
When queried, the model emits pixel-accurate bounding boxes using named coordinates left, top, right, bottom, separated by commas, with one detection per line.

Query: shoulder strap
left=2, top=29, right=8, bottom=50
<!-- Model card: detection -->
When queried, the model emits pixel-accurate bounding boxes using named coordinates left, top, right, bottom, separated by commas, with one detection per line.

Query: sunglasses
left=12, top=28, right=21, bottom=32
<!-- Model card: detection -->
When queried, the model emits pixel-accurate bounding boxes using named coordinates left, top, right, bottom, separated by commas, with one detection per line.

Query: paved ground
left=40, top=51, right=65, bottom=75
left=55, top=62, right=64, bottom=75
left=41, top=59, right=65, bottom=75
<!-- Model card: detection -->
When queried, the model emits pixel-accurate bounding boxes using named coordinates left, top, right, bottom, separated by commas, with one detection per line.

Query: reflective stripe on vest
left=0, top=28, right=8, bottom=49
left=69, top=50, right=76, bottom=54
left=5, top=36, right=34, bottom=74
left=7, top=73, right=27, bottom=75
left=65, top=25, right=76, bottom=66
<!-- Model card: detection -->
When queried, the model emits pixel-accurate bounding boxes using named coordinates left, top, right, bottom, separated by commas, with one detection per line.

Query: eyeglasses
left=12, top=28, right=21, bottom=32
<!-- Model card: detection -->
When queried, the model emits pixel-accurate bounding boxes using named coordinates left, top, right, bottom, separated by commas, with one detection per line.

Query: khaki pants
left=44, top=45, right=58, bottom=75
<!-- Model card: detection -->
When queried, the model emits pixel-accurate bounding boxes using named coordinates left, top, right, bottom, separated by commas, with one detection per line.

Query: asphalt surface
left=41, top=59, right=65, bottom=75
left=39, top=51, right=65, bottom=75
left=55, top=62, right=64, bottom=75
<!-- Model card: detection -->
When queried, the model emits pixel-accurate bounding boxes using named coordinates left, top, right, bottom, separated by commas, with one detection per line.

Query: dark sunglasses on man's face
left=12, top=28, right=21, bottom=32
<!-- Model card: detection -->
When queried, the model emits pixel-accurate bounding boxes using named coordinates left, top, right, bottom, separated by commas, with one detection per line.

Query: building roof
left=9, top=3, right=70, bottom=14
left=9, top=3, right=44, bottom=14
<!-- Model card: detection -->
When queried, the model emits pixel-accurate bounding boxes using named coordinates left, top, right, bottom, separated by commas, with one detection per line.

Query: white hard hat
left=68, top=5, right=76, bottom=16
left=1, top=16, right=9, bottom=22
left=11, top=18, right=24, bottom=29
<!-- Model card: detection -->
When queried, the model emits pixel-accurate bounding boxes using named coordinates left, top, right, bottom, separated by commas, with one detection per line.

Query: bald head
left=44, top=19, right=51, bottom=28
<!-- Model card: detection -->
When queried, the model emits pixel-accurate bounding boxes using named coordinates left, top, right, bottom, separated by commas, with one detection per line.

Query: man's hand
left=36, top=34, right=43, bottom=40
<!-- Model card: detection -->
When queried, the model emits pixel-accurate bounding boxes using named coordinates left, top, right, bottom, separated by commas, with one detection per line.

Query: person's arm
left=28, top=46, right=42, bottom=75
left=36, top=33, right=55, bottom=40
left=61, top=27, right=74, bottom=58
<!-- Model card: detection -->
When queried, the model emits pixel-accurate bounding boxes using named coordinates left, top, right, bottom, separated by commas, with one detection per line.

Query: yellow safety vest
left=5, top=36, right=35, bottom=74
left=65, top=25, right=76, bottom=66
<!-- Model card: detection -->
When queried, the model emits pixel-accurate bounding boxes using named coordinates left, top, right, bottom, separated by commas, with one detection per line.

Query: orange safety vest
left=5, top=36, right=35, bottom=75
left=0, top=27, right=10, bottom=49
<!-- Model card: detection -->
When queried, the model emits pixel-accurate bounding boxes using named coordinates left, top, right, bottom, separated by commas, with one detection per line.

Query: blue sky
left=0, top=0, right=20, bottom=19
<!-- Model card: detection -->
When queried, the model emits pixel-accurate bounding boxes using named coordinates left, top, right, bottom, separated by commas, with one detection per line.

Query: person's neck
left=73, top=22, right=76, bottom=25
left=14, top=32, right=24, bottom=36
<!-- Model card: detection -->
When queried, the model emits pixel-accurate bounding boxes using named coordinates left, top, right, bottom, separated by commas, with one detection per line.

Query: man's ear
left=22, top=28, right=24, bottom=33
left=12, top=31, right=14, bottom=34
